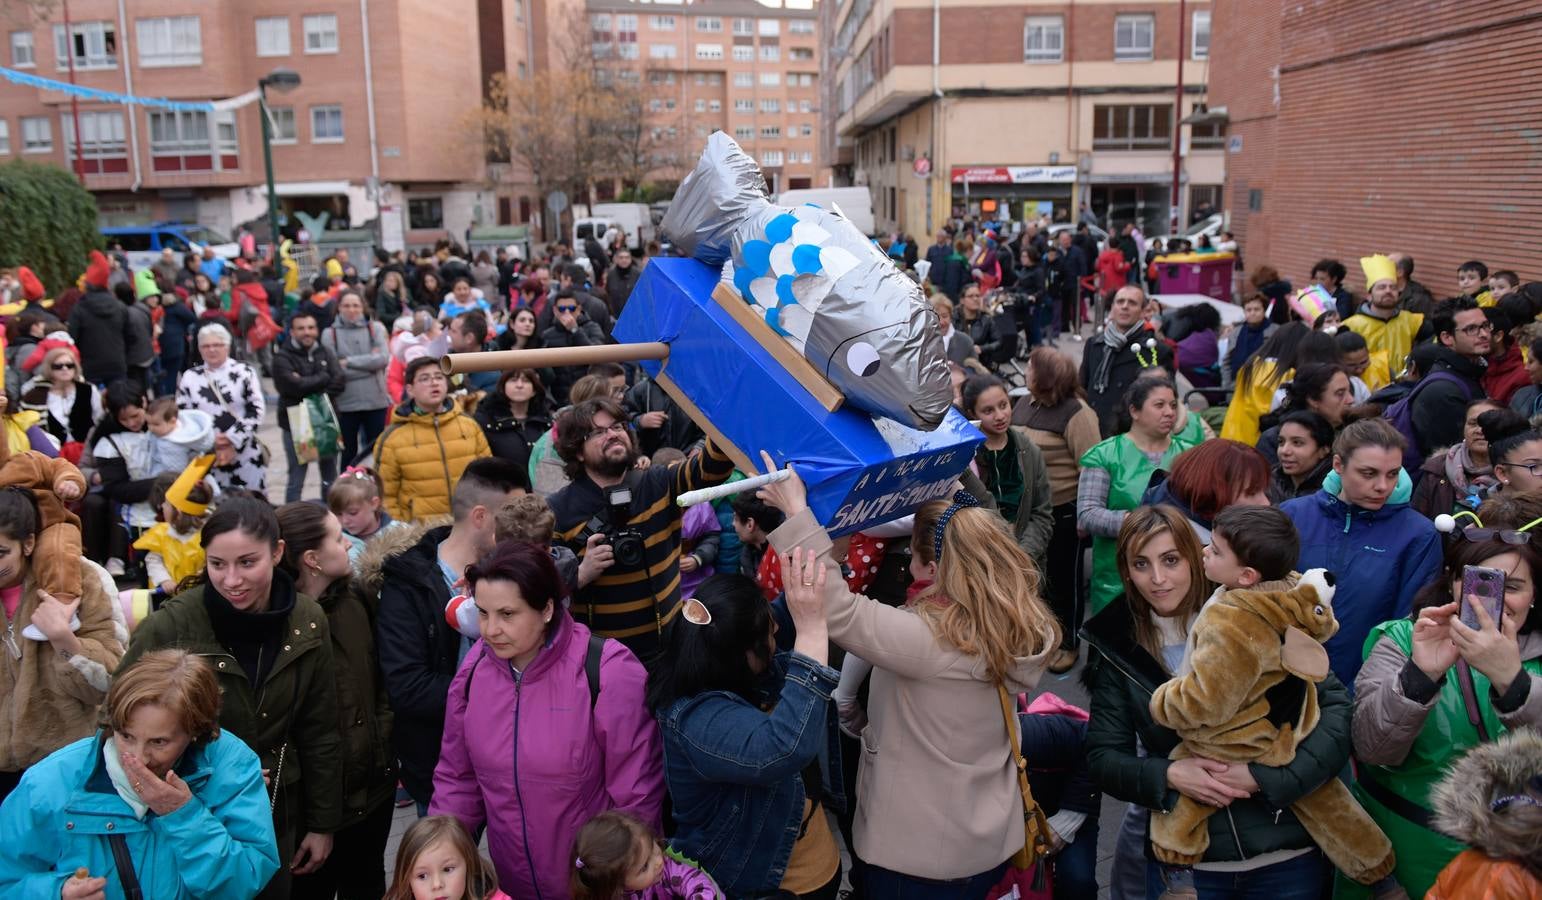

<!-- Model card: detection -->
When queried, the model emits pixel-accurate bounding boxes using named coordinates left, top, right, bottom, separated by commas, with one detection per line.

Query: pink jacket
left=430, top=611, right=666, bottom=899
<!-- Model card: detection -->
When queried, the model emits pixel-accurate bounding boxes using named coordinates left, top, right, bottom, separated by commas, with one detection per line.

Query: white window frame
left=1114, top=14, right=1154, bottom=61
left=1023, top=15, right=1063, bottom=63
left=694, top=42, right=722, bottom=60
left=267, top=106, right=297, bottom=144
left=733, top=126, right=753, bottom=141
left=136, top=16, right=201, bottom=67
left=616, top=14, right=638, bottom=34
left=760, top=125, right=780, bottom=138
left=707, top=72, right=721, bottom=85
left=732, top=18, right=753, bottom=36
left=9, top=30, right=34, bottom=68
left=1191, top=10, right=1211, bottom=60
left=694, top=16, right=721, bottom=32
left=790, top=47, right=814, bottom=61
left=310, top=104, right=344, bottom=143
left=649, top=43, right=676, bottom=59
left=799, top=99, right=812, bottom=113
left=760, top=44, right=779, bottom=61
left=788, top=19, right=815, bottom=35
left=802, top=124, right=813, bottom=136
left=0, top=119, right=8, bottom=154
left=760, top=71, right=780, bottom=86
left=617, top=43, right=638, bottom=59
left=761, top=150, right=783, bottom=166
left=590, top=13, right=611, bottom=30
left=302, top=14, right=338, bottom=55
left=61, top=110, right=127, bottom=161
left=651, top=15, right=675, bottom=30
left=20, top=116, right=51, bottom=153
left=758, top=18, right=780, bottom=37
left=709, top=99, right=721, bottom=112
left=734, top=98, right=753, bottom=113
left=733, top=72, right=753, bottom=88
left=694, top=98, right=706, bottom=113
left=255, top=17, right=290, bottom=57
left=759, top=99, right=780, bottom=113
left=52, top=22, right=115, bottom=71
left=731, top=45, right=753, bottom=62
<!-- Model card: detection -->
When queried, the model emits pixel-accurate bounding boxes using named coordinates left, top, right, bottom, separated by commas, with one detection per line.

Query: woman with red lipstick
left=119, top=496, right=343, bottom=900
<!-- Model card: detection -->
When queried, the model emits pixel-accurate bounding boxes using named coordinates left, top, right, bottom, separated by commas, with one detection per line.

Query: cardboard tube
left=440, top=343, right=670, bottom=374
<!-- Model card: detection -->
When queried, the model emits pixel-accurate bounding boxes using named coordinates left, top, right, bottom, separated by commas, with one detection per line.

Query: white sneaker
left=106, top=558, right=126, bottom=576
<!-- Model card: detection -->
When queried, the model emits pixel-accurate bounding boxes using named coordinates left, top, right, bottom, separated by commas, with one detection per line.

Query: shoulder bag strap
left=998, top=683, right=1052, bottom=875
left=1454, top=659, right=1491, bottom=743
left=108, top=833, right=144, bottom=900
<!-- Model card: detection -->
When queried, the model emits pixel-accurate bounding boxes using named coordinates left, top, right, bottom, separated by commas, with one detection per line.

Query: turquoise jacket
left=0, top=732, right=279, bottom=899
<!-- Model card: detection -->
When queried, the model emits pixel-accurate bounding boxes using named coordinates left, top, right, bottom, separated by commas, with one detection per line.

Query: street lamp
left=258, top=68, right=302, bottom=260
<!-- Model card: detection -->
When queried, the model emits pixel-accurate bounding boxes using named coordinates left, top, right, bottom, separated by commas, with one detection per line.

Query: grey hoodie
left=321, top=315, right=391, bottom=412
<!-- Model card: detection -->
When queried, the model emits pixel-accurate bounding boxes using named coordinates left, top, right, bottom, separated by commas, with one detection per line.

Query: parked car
left=103, top=223, right=241, bottom=271
left=1148, top=213, right=1225, bottom=252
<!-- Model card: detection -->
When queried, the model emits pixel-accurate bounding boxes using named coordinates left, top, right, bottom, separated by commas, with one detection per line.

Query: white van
left=573, top=203, right=655, bottom=252
left=775, top=187, right=876, bottom=237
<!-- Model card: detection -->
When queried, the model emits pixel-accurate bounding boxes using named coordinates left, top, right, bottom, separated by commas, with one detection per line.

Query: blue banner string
left=0, top=65, right=214, bottom=112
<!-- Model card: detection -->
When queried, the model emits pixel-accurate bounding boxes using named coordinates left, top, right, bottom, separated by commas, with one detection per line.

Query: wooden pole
left=439, top=342, right=671, bottom=374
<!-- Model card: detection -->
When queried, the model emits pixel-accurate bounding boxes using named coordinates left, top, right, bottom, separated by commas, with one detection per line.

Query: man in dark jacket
left=370, top=457, right=526, bottom=810
left=541, top=291, right=606, bottom=405
left=1390, top=252, right=1435, bottom=317
left=1079, top=285, right=1175, bottom=437
left=1055, top=231, right=1089, bottom=339
left=924, top=230, right=952, bottom=274
left=274, top=308, right=346, bottom=503
left=66, top=251, right=128, bottom=386
left=584, top=234, right=611, bottom=284
left=604, top=248, right=642, bottom=317
left=1411, top=297, right=1490, bottom=455
left=536, top=264, right=612, bottom=337
left=623, top=372, right=702, bottom=457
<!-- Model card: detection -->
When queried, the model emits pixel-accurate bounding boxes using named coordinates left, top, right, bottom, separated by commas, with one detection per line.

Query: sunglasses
left=51, top=362, right=77, bottom=371
left=1445, top=511, right=1542, bottom=545
left=556, top=305, right=579, bottom=313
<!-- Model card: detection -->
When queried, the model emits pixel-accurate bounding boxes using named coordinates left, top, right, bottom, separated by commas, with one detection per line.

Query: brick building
left=1210, top=0, right=1542, bottom=298
left=584, top=0, right=822, bottom=194
left=0, top=0, right=539, bottom=248
left=820, top=0, right=1221, bottom=238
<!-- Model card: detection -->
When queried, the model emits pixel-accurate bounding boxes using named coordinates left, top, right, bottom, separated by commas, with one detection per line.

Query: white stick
left=676, top=468, right=792, bottom=507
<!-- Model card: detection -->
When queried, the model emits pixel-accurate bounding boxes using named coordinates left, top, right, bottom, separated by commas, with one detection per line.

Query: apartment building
left=820, top=0, right=1220, bottom=238
left=585, top=0, right=821, bottom=194
left=0, top=0, right=538, bottom=248
left=1210, top=0, right=1542, bottom=296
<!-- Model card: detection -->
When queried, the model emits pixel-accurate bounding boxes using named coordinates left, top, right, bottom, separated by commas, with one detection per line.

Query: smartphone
left=1460, top=565, right=1507, bottom=630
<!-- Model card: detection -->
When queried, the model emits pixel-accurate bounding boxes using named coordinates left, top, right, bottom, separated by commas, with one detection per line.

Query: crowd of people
left=0, top=218, right=1536, bottom=900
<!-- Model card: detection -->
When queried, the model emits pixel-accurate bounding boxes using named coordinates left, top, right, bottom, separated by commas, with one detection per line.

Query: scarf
left=1444, top=441, right=1496, bottom=499
left=102, top=736, right=150, bottom=820
left=1091, top=319, right=1149, bottom=394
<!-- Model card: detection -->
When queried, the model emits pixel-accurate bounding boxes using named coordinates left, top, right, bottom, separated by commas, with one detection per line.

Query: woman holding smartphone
left=1350, top=503, right=1542, bottom=899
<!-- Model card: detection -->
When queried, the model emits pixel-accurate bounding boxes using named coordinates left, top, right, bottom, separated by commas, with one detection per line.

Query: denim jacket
left=655, top=651, right=845, bottom=896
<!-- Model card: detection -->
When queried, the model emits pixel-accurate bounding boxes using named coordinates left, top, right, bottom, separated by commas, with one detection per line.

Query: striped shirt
left=550, top=441, right=736, bottom=658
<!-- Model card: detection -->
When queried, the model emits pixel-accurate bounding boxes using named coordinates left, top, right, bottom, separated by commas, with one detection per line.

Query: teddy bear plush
left=1148, top=568, right=1396, bottom=884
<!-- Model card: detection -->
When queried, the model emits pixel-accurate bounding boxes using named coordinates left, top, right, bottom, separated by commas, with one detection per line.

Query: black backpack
left=463, top=632, right=607, bottom=708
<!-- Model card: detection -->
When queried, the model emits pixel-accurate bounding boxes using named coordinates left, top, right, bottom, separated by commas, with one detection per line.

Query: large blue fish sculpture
left=660, top=132, right=953, bottom=431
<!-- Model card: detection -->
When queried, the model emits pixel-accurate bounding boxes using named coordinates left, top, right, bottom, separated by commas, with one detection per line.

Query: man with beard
left=549, top=398, right=735, bottom=658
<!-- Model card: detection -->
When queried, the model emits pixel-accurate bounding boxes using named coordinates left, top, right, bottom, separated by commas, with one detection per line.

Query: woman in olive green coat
left=120, top=497, right=342, bottom=900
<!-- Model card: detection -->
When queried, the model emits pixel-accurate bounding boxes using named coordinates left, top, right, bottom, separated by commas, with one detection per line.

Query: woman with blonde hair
left=762, top=452, right=1059, bottom=897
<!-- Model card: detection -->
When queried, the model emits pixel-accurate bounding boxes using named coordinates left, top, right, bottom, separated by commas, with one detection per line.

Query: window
left=255, top=17, right=289, bottom=56
left=0, top=119, right=8, bottom=154
left=302, top=14, right=338, bottom=53
left=761, top=150, right=783, bottom=166
left=732, top=18, right=754, bottom=36
left=1114, top=14, right=1154, bottom=61
left=20, top=116, right=51, bottom=153
left=760, top=125, right=780, bottom=138
left=649, top=70, right=675, bottom=84
left=52, top=22, right=115, bottom=70
left=1023, top=15, right=1063, bottom=62
left=618, top=43, right=638, bottom=59
left=10, top=31, right=34, bottom=67
left=591, top=13, right=611, bottom=30
left=759, top=18, right=780, bottom=36
left=651, top=15, right=675, bottom=30
left=267, top=106, right=297, bottom=143
left=733, top=72, right=752, bottom=88
left=801, top=124, right=813, bottom=136
left=137, top=16, right=201, bottom=66
left=707, top=73, right=721, bottom=85
left=310, top=104, right=344, bottom=142
left=694, top=99, right=706, bottom=112
left=695, top=17, right=721, bottom=32
left=616, top=14, right=637, bottom=40
left=801, top=151, right=813, bottom=163
left=694, top=43, right=722, bottom=60
left=664, top=98, right=676, bottom=110
left=694, top=72, right=706, bottom=84
left=148, top=110, right=236, bottom=171
left=408, top=197, right=444, bottom=230
left=789, top=19, right=815, bottom=35
left=649, top=43, right=675, bottom=59
left=760, top=98, right=780, bottom=113
left=1192, top=10, right=1211, bottom=60
left=617, top=68, right=639, bottom=84
left=799, top=99, right=812, bottom=112
left=1092, top=103, right=1172, bottom=150
left=734, top=99, right=753, bottom=113
left=760, top=44, right=779, bottom=61
left=732, top=45, right=752, bottom=62
left=61, top=110, right=127, bottom=172
left=1189, top=103, right=1224, bottom=149
left=734, top=126, right=753, bottom=140
left=790, top=47, right=813, bottom=61
left=709, top=99, right=721, bottom=112
left=760, top=72, right=780, bottom=86
left=793, top=73, right=815, bottom=87
left=649, top=98, right=662, bottom=112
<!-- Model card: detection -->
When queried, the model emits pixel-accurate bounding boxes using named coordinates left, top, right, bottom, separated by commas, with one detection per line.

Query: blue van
left=102, top=222, right=240, bottom=271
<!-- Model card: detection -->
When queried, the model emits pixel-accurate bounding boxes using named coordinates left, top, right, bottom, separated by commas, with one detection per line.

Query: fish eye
left=846, top=342, right=881, bottom=377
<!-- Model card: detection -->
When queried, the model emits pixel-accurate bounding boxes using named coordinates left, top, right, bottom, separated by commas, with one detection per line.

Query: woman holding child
left=1084, top=504, right=1355, bottom=899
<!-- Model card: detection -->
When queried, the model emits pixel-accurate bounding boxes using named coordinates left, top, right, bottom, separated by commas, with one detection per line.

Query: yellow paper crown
left=1360, top=254, right=1397, bottom=289
left=167, top=454, right=216, bottom=517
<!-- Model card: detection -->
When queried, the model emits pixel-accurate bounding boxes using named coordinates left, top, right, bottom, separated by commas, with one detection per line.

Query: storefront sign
left=950, top=165, right=1077, bottom=185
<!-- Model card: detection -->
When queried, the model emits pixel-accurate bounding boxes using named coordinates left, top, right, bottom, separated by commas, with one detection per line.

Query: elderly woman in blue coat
left=0, top=650, right=279, bottom=899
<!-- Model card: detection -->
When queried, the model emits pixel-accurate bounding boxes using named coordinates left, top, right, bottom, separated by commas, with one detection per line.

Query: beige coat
left=769, top=508, right=1051, bottom=880
left=0, top=561, right=123, bottom=771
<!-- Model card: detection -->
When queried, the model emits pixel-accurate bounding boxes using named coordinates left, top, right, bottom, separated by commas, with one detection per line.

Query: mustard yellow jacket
left=373, top=401, right=491, bottom=521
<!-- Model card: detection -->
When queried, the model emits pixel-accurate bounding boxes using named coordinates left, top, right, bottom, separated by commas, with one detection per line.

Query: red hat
left=84, top=250, right=110, bottom=289
left=16, top=267, right=44, bottom=302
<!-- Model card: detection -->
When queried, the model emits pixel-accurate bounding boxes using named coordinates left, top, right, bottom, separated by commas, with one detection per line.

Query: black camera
left=588, top=486, right=645, bottom=568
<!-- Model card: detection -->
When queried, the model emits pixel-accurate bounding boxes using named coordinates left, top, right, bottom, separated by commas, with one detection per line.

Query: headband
left=932, top=490, right=981, bottom=562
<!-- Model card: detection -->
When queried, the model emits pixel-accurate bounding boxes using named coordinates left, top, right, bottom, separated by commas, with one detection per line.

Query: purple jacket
left=626, top=853, right=722, bottom=899
left=430, top=611, right=665, bottom=899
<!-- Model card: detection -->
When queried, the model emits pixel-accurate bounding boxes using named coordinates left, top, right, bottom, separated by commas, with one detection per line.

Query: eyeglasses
left=585, top=422, right=628, bottom=442
left=51, top=362, right=77, bottom=371
left=1457, top=321, right=1495, bottom=336
left=412, top=372, right=448, bottom=385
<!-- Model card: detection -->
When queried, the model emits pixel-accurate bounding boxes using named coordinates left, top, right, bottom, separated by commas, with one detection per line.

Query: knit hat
left=325, top=258, right=344, bottom=280
left=84, top=250, right=110, bottom=289
left=1360, top=254, right=1397, bottom=291
left=133, top=268, right=161, bottom=302
left=16, top=267, right=44, bottom=302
